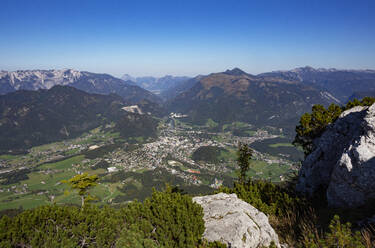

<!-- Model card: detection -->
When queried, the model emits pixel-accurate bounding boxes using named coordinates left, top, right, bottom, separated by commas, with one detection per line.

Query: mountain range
left=121, top=74, right=191, bottom=96
left=121, top=66, right=375, bottom=104
left=167, top=68, right=341, bottom=134
left=259, top=66, right=375, bottom=103
left=0, top=69, right=161, bottom=104
left=0, top=86, right=158, bottom=153
left=1, top=66, right=375, bottom=142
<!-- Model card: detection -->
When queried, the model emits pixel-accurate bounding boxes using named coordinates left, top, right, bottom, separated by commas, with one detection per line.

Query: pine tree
left=237, top=142, right=253, bottom=184
left=62, top=173, right=99, bottom=207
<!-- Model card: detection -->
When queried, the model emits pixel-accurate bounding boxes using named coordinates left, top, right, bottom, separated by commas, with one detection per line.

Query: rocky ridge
left=167, top=69, right=339, bottom=133
left=297, top=103, right=375, bottom=207
left=0, top=69, right=82, bottom=91
left=259, top=66, right=375, bottom=102
left=0, top=69, right=161, bottom=103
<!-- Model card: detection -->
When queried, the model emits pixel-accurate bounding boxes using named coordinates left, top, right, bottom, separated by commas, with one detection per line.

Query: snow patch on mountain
left=0, top=69, right=82, bottom=91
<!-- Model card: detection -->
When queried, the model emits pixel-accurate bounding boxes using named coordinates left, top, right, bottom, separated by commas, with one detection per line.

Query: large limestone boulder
left=193, top=193, right=280, bottom=248
left=297, top=103, right=375, bottom=207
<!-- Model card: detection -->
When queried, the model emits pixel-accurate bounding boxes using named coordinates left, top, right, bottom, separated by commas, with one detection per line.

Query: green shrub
left=0, top=204, right=122, bottom=248
left=116, top=223, right=160, bottom=248
left=219, top=181, right=370, bottom=247
left=293, top=103, right=342, bottom=156
left=219, top=181, right=301, bottom=216
left=237, top=143, right=253, bottom=184
left=0, top=187, right=213, bottom=248
left=294, top=97, right=375, bottom=156
left=303, top=215, right=365, bottom=248
left=120, top=186, right=206, bottom=248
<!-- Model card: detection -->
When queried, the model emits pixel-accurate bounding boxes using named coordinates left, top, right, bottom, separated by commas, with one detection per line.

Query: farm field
left=0, top=120, right=301, bottom=212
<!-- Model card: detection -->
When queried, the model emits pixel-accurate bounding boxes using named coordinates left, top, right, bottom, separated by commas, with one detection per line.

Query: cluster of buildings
left=93, top=119, right=295, bottom=187
left=0, top=117, right=298, bottom=197
left=0, top=183, right=28, bottom=194
left=104, top=126, right=229, bottom=185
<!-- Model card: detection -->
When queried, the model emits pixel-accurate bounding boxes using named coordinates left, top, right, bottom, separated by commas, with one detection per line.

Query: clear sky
left=0, top=0, right=374, bottom=77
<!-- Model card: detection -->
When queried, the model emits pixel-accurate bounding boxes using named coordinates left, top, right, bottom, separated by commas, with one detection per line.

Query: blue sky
left=0, top=0, right=374, bottom=77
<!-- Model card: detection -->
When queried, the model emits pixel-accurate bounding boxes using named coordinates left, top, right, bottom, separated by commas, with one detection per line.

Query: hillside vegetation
left=0, top=86, right=158, bottom=153
left=1, top=99, right=375, bottom=247
left=0, top=186, right=227, bottom=248
left=293, top=97, right=375, bottom=155
left=167, top=69, right=339, bottom=135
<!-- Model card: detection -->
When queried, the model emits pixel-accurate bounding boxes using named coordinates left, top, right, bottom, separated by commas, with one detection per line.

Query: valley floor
left=0, top=118, right=302, bottom=211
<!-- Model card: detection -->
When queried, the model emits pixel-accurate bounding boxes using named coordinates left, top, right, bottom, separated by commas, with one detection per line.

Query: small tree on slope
left=62, top=173, right=99, bottom=207
left=237, top=142, right=253, bottom=184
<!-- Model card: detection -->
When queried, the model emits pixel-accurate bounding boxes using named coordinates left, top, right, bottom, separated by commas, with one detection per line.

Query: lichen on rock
left=193, top=193, right=280, bottom=248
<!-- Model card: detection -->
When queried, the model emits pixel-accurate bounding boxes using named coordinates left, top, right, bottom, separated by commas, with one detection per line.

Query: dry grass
left=269, top=206, right=319, bottom=246
left=270, top=206, right=375, bottom=248
left=361, top=225, right=375, bottom=248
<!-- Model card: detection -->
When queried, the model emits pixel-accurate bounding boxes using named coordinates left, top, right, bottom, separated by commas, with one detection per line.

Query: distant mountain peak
left=265, top=66, right=342, bottom=76
left=258, top=66, right=375, bottom=102
left=120, top=74, right=191, bottom=95
left=291, top=66, right=317, bottom=73
left=290, top=66, right=362, bottom=73
left=0, top=69, right=161, bottom=104
left=121, top=74, right=136, bottom=82
left=223, top=68, right=247, bottom=76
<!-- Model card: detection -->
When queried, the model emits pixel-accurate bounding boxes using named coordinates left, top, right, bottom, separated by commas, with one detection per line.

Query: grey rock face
left=193, top=193, right=280, bottom=248
left=297, top=104, right=375, bottom=207
left=0, top=69, right=161, bottom=104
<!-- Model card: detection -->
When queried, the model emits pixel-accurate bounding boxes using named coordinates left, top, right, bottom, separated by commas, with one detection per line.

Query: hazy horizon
left=1, top=0, right=374, bottom=77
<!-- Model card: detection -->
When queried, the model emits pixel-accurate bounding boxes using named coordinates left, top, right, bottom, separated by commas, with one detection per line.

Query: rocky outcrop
left=193, top=193, right=280, bottom=248
left=297, top=103, right=375, bottom=208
